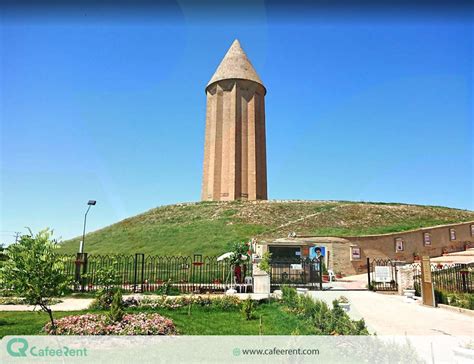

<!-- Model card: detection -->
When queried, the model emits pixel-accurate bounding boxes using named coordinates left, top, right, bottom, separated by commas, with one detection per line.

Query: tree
left=0, top=229, right=71, bottom=331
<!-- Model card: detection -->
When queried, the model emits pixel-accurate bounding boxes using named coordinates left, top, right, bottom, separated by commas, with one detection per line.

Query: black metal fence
left=413, top=263, right=473, bottom=296
left=2, top=253, right=252, bottom=294
left=269, top=257, right=323, bottom=290
left=368, top=258, right=398, bottom=291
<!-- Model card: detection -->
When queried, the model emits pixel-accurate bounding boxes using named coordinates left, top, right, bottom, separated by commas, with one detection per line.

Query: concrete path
left=308, top=289, right=474, bottom=336
left=0, top=298, right=94, bottom=312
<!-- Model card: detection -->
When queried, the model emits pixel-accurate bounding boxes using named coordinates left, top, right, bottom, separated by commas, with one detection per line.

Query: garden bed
left=45, top=313, right=177, bottom=335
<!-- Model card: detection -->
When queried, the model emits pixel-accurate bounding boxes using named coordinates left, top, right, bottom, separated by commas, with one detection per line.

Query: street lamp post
left=80, top=200, right=96, bottom=253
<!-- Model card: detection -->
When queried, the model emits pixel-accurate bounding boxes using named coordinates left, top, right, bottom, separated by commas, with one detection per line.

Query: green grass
left=0, top=302, right=312, bottom=337
left=58, top=200, right=474, bottom=256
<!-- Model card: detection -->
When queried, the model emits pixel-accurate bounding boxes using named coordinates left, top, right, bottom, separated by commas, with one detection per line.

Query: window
left=269, top=246, right=301, bottom=259
left=423, top=232, right=432, bottom=246
left=449, top=228, right=456, bottom=241
left=350, top=246, right=361, bottom=261
left=395, top=237, right=404, bottom=252
left=471, top=224, right=474, bottom=237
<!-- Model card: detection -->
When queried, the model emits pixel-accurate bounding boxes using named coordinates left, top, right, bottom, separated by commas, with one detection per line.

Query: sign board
left=423, top=232, right=431, bottom=246
left=395, top=238, right=404, bottom=252
left=449, top=228, right=456, bottom=241
left=374, top=266, right=392, bottom=283
left=351, top=247, right=361, bottom=261
left=420, top=256, right=435, bottom=307
left=290, top=264, right=302, bottom=270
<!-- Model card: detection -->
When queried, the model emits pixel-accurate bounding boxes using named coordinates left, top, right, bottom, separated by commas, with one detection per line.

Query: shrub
left=87, top=263, right=122, bottom=310
left=210, top=295, right=241, bottom=311
left=281, top=285, right=299, bottom=309
left=154, top=280, right=180, bottom=296
left=259, top=252, right=272, bottom=274
left=89, top=289, right=115, bottom=310
left=108, top=289, right=124, bottom=322
left=137, top=295, right=241, bottom=311
left=241, top=296, right=255, bottom=320
left=279, top=288, right=369, bottom=335
left=434, top=290, right=474, bottom=310
left=44, top=313, right=177, bottom=335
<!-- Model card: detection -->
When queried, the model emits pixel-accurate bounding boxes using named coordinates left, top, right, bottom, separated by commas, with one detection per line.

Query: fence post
left=367, top=257, right=371, bottom=291
left=140, top=253, right=145, bottom=293
left=319, top=257, right=323, bottom=290
left=82, top=253, right=88, bottom=292
left=74, top=253, right=82, bottom=291
left=133, top=254, right=138, bottom=293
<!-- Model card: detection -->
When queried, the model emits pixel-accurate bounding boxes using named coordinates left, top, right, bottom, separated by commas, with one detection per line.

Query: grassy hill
left=59, top=200, right=474, bottom=256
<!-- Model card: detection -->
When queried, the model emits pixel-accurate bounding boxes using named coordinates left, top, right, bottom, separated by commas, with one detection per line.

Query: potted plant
left=337, top=296, right=350, bottom=311
left=335, top=271, right=343, bottom=279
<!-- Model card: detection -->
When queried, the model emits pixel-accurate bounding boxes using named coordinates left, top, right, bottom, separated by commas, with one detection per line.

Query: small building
left=256, top=221, right=474, bottom=276
left=256, top=237, right=355, bottom=276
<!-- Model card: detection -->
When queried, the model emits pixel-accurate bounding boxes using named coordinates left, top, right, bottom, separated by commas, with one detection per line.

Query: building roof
left=430, top=248, right=474, bottom=265
left=206, top=39, right=265, bottom=92
left=260, top=236, right=351, bottom=245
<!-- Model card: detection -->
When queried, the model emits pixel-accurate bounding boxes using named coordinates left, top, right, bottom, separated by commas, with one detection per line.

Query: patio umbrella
left=217, top=252, right=234, bottom=261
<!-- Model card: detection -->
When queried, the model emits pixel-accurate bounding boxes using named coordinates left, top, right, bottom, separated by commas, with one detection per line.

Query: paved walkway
left=0, top=298, right=94, bottom=312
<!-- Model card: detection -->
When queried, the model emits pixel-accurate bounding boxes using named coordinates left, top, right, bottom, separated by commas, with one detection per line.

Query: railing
left=0, top=253, right=252, bottom=294
left=269, top=257, right=322, bottom=290
left=369, top=258, right=398, bottom=291
left=413, top=263, right=473, bottom=296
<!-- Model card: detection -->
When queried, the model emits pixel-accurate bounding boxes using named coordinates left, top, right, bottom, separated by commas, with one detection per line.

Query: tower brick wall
left=201, top=40, right=268, bottom=201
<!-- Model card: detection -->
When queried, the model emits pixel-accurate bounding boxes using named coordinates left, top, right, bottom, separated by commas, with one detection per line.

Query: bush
left=241, top=296, right=255, bottom=320
left=435, top=290, right=474, bottom=310
left=278, top=287, right=369, bottom=335
left=89, top=289, right=115, bottom=310
left=259, top=252, right=272, bottom=274
left=108, top=290, right=124, bottom=322
left=137, top=295, right=241, bottom=311
left=210, top=295, right=241, bottom=311
left=152, top=279, right=180, bottom=296
left=281, top=285, right=299, bottom=309
left=44, top=313, right=177, bottom=335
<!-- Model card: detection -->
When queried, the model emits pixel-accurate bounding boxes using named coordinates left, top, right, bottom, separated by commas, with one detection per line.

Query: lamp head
left=87, top=200, right=97, bottom=206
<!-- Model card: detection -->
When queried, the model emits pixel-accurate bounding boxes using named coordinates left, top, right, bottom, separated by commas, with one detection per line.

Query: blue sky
left=1, top=3, right=473, bottom=244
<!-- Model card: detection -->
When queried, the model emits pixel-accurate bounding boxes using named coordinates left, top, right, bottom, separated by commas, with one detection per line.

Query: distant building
left=201, top=40, right=268, bottom=201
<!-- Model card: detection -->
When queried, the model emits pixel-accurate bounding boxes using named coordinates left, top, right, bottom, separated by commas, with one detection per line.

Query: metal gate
left=270, top=257, right=323, bottom=291
left=368, top=258, right=398, bottom=291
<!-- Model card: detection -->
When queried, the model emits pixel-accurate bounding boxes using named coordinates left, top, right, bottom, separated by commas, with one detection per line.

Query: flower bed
left=129, top=295, right=241, bottom=311
left=44, top=313, right=177, bottom=335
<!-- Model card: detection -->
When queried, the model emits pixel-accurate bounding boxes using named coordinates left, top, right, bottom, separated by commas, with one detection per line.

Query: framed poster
left=395, top=238, right=404, bottom=252
left=309, top=246, right=326, bottom=260
left=374, top=266, right=392, bottom=283
left=351, top=247, right=361, bottom=261
left=449, top=228, right=456, bottom=241
left=423, top=232, right=432, bottom=246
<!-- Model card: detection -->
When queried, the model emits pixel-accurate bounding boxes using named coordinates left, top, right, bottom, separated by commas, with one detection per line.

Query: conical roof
left=206, top=39, right=265, bottom=92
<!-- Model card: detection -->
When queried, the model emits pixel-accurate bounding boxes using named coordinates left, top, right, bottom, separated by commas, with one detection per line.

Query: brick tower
left=201, top=39, right=268, bottom=201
